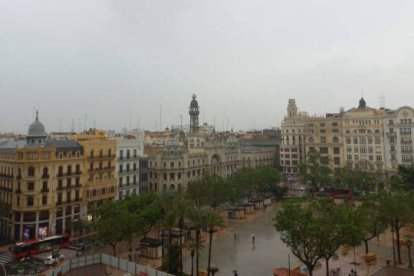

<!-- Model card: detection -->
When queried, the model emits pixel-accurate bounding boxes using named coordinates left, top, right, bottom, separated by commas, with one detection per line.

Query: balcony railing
left=42, top=174, right=50, bottom=179
left=41, top=188, right=49, bottom=193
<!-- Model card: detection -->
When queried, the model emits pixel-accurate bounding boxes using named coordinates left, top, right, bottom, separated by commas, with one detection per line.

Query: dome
left=190, top=94, right=199, bottom=107
left=28, top=111, right=47, bottom=138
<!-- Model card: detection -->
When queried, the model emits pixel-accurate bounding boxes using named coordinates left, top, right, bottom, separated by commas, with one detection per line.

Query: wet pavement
left=183, top=208, right=298, bottom=276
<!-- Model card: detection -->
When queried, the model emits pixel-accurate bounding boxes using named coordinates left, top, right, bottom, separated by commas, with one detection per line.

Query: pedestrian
left=233, top=270, right=238, bottom=276
left=233, top=233, right=237, bottom=240
left=251, top=234, right=255, bottom=245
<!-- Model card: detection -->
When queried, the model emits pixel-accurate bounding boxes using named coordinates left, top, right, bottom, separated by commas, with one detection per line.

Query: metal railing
left=44, top=253, right=173, bottom=276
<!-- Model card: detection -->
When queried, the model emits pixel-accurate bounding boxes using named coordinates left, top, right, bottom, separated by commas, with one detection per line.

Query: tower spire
left=189, top=94, right=200, bottom=133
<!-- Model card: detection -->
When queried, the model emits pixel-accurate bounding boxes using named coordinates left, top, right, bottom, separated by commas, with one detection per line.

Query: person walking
left=251, top=234, right=255, bottom=245
left=233, top=270, right=238, bottom=276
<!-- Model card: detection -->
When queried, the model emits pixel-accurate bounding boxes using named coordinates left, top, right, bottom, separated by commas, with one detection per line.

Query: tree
left=274, top=199, right=363, bottom=276
left=274, top=201, right=323, bottom=276
left=356, top=196, right=388, bottom=253
left=203, top=210, right=226, bottom=276
left=391, top=165, right=414, bottom=191
left=188, top=208, right=207, bottom=276
left=299, top=148, right=332, bottom=192
left=378, top=191, right=413, bottom=264
left=334, top=168, right=377, bottom=194
left=92, top=201, right=130, bottom=256
left=186, top=173, right=228, bottom=208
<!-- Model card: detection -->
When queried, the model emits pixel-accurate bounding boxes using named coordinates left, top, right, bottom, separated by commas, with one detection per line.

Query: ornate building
left=71, top=130, right=117, bottom=216
left=280, top=98, right=414, bottom=179
left=280, top=99, right=308, bottom=177
left=0, top=112, right=87, bottom=241
left=146, top=96, right=276, bottom=192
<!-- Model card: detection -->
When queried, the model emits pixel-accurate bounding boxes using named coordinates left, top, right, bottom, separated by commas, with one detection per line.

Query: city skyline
left=1, top=0, right=414, bottom=133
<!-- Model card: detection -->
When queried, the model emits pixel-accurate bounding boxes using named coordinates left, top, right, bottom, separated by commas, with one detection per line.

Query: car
left=296, top=185, right=306, bottom=191
left=44, top=254, right=65, bottom=265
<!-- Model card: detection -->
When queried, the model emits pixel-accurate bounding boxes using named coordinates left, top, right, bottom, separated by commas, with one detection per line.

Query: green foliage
left=299, top=148, right=332, bottom=192
left=391, top=165, right=414, bottom=191
left=377, top=191, right=414, bottom=264
left=227, top=166, right=283, bottom=200
left=274, top=198, right=363, bottom=276
left=186, top=173, right=229, bottom=208
left=356, top=196, right=388, bottom=253
left=334, top=168, right=377, bottom=193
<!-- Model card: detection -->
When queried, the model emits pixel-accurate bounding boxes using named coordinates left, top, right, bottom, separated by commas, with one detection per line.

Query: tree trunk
left=112, top=243, right=116, bottom=256
left=179, top=220, right=183, bottom=274
left=168, top=230, right=172, bottom=273
left=396, top=221, right=402, bottom=264
left=207, top=230, right=213, bottom=276
left=364, top=239, right=369, bottom=254
left=325, top=258, right=329, bottom=276
left=191, top=251, right=194, bottom=276
left=196, top=230, right=200, bottom=276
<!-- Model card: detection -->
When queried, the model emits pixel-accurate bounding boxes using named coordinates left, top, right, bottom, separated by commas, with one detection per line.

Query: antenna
left=180, top=114, right=183, bottom=130
left=159, top=105, right=162, bottom=132
left=59, top=118, right=62, bottom=132
left=379, top=93, right=385, bottom=108
left=84, top=113, right=87, bottom=131
left=71, top=119, right=75, bottom=132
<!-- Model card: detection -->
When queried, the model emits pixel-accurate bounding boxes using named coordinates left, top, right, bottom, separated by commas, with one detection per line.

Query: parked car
left=44, top=254, right=65, bottom=265
left=296, top=185, right=306, bottom=191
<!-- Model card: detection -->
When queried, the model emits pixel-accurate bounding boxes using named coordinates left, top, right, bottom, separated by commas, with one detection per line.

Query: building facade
left=0, top=113, right=87, bottom=241
left=71, top=130, right=117, bottom=216
left=280, top=98, right=414, bottom=178
left=115, top=132, right=146, bottom=199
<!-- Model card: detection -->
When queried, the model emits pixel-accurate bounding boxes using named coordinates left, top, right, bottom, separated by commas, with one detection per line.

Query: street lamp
left=208, top=265, right=218, bottom=276
left=407, top=239, right=413, bottom=270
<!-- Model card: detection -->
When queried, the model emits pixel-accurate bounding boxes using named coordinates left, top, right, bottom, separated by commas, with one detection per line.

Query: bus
left=13, top=233, right=70, bottom=259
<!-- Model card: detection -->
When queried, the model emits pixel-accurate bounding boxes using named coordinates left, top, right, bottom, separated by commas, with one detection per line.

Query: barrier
left=43, top=253, right=173, bottom=276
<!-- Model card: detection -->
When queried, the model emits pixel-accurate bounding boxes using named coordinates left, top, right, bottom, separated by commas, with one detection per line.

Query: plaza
left=183, top=202, right=414, bottom=276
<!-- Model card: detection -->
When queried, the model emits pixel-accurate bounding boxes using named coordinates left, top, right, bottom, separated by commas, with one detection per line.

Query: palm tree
left=204, top=210, right=226, bottom=276
left=188, top=208, right=207, bottom=276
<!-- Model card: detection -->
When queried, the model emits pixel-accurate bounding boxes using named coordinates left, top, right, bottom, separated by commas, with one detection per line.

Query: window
left=332, top=137, right=339, bottom=143
left=27, top=196, right=34, bottom=206
left=42, top=195, right=47, bottom=205
left=170, top=162, right=174, bottom=168
left=319, top=147, right=328, bottom=154
left=28, top=182, right=34, bottom=191
left=320, top=137, right=326, bottom=143
left=28, top=167, right=35, bottom=177
left=333, top=147, right=340, bottom=154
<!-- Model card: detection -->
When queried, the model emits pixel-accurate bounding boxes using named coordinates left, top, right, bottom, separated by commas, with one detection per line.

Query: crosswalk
left=0, top=251, right=14, bottom=265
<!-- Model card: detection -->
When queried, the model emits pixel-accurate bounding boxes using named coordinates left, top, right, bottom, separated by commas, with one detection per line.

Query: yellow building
left=0, top=112, right=87, bottom=241
left=71, top=129, right=117, bottom=215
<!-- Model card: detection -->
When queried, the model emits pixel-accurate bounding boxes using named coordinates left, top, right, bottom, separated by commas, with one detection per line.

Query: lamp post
left=407, top=240, right=413, bottom=270
left=391, top=227, right=396, bottom=266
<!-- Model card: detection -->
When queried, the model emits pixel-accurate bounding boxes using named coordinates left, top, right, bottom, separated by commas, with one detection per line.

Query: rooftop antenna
left=159, top=105, right=162, bottom=132
left=379, top=93, right=385, bottom=108
left=84, top=113, right=87, bottom=131
left=180, top=114, right=183, bottom=130
left=71, top=119, right=75, bottom=132
left=59, top=118, right=62, bottom=132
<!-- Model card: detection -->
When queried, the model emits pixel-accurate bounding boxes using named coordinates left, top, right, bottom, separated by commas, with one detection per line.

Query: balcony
left=42, top=174, right=50, bottom=179
left=41, top=188, right=49, bottom=193
left=16, top=175, right=22, bottom=180
left=75, top=184, right=82, bottom=189
left=57, top=201, right=63, bottom=206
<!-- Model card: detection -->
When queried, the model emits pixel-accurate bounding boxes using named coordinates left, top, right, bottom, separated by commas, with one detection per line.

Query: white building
left=115, top=131, right=146, bottom=199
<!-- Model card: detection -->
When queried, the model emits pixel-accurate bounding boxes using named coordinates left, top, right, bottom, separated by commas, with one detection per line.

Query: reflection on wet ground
left=183, top=209, right=297, bottom=276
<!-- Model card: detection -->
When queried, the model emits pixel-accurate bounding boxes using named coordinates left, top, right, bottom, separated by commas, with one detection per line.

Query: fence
left=44, top=253, right=173, bottom=276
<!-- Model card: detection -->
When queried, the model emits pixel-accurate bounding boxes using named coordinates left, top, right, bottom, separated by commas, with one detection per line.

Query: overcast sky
left=1, top=0, right=414, bottom=133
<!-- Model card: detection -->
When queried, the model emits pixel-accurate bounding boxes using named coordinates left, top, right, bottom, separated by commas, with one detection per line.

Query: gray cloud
left=1, top=0, right=414, bottom=133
